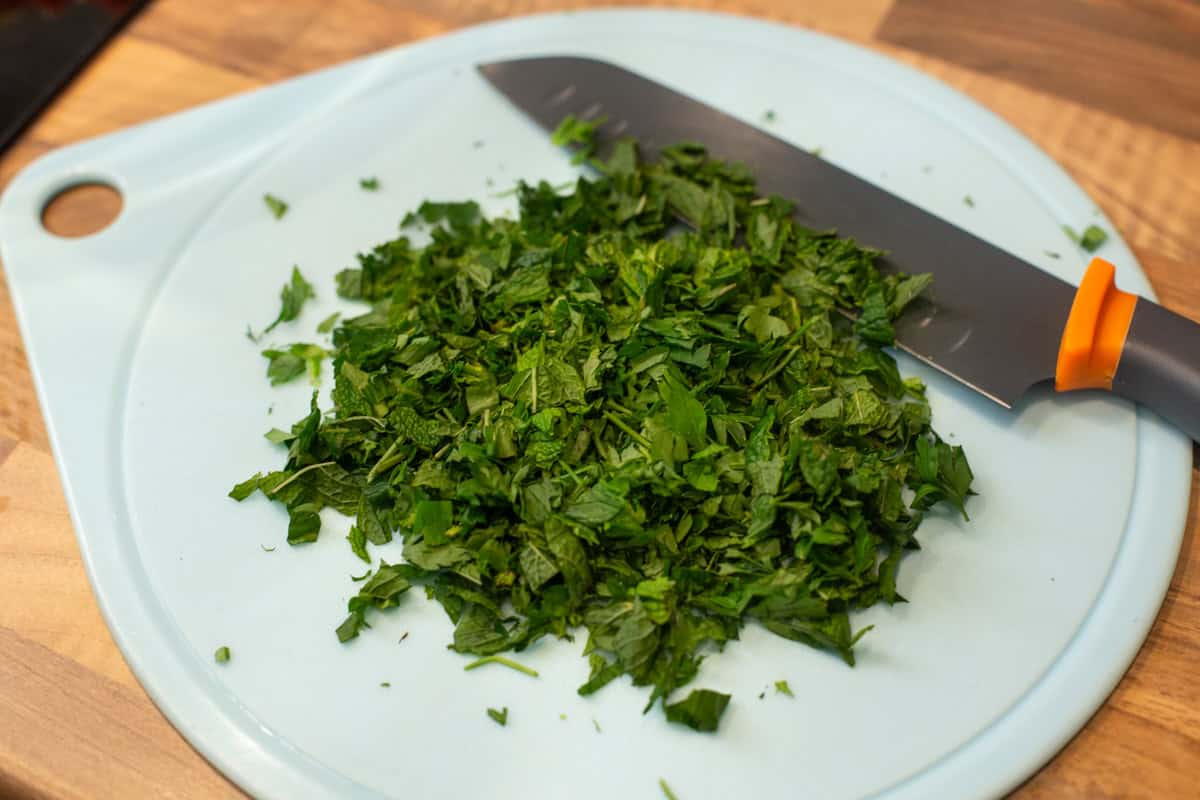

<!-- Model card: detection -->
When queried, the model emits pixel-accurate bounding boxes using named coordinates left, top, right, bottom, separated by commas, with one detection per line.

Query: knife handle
left=1057, top=257, right=1200, bottom=441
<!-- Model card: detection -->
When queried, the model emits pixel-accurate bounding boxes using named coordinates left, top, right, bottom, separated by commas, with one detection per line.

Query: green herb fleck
left=264, top=193, right=288, bottom=219
left=317, top=312, right=341, bottom=333
left=660, top=778, right=681, bottom=800
left=487, top=707, right=508, bottom=726
left=214, top=646, right=231, bottom=663
left=1045, top=250, right=1061, bottom=259
left=261, top=266, right=314, bottom=335
left=593, top=718, right=602, bottom=733
left=963, top=195, right=975, bottom=208
left=1063, top=224, right=1109, bottom=253
left=463, top=655, right=539, bottom=678
left=763, top=109, right=777, bottom=123
left=380, top=681, right=390, bottom=687
left=664, top=689, right=730, bottom=733
left=550, top=113, right=603, bottom=164
left=360, top=177, right=380, bottom=191
left=1079, top=225, right=1108, bottom=252
left=810, top=146, right=823, bottom=157
left=262, top=343, right=326, bottom=386
left=774, top=679, right=794, bottom=697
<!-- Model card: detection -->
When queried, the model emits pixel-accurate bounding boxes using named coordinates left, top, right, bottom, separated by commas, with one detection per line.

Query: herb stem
left=463, top=655, right=540, bottom=678
left=601, top=411, right=652, bottom=449
left=329, top=415, right=386, bottom=428
left=267, top=461, right=335, bottom=495
left=366, top=438, right=402, bottom=483
left=531, top=365, right=539, bottom=413
left=753, top=345, right=802, bottom=389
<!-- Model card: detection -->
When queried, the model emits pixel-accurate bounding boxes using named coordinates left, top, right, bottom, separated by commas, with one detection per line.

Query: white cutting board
left=0, top=10, right=1190, bottom=800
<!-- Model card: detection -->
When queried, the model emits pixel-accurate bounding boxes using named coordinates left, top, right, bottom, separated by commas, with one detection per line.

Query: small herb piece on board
left=232, top=130, right=974, bottom=732
left=262, top=343, right=327, bottom=386
left=360, top=177, right=380, bottom=191
left=664, top=689, right=731, bottom=733
left=380, top=681, right=391, bottom=687
left=774, top=680, right=794, bottom=697
left=550, top=113, right=603, bottom=164
left=487, top=707, right=508, bottom=726
left=264, top=193, right=288, bottom=219
left=463, top=655, right=539, bottom=678
left=659, top=778, right=681, bottom=800
left=1063, top=223, right=1109, bottom=253
left=1079, top=224, right=1108, bottom=252
left=762, top=109, right=777, bottom=123
left=214, top=646, right=231, bottom=663
left=317, top=312, right=341, bottom=334
left=963, top=195, right=975, bottom=208
left=262, top=266, right=315, bottom=335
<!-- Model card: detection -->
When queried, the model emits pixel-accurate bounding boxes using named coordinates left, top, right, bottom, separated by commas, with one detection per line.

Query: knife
left=479, top=57, right=1200, bottom=441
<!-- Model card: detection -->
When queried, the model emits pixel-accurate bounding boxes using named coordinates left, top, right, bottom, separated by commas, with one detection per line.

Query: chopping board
left=2, top=1, right=1200, bottom=800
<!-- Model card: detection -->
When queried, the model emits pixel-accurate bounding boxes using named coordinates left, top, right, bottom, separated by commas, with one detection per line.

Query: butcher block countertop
left=1, top=1, right=1197, bottom=797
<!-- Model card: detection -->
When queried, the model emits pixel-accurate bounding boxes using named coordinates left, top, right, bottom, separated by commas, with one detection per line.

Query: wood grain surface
left=1, top=1, right=1198, bottom=797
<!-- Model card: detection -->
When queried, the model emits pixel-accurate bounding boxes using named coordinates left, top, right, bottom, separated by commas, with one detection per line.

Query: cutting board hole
left=41, top=182, right=122, bottom=238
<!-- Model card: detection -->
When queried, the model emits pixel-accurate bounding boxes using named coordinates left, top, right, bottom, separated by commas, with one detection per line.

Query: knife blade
left=479, top=56, right=1200, bottom=440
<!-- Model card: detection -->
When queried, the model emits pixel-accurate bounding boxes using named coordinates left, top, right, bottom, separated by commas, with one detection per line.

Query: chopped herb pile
left=264, top=193, right=289, bottom=219
left=231, top=123, right=973, bottom=732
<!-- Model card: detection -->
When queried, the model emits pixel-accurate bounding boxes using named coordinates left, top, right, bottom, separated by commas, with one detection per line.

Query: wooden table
left=1, top=1, right=1197, bottom=797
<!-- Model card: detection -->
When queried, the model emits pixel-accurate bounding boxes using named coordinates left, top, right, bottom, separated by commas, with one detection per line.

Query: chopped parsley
left=264, top=193, right=288, bottom=219
left=230, top=126, right=974, bottom=733
left=1063, top=223, right=1109, bottom=253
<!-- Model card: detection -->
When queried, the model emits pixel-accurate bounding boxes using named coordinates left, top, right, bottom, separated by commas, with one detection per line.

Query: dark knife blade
left=478, top=56, right=1077, bottom=408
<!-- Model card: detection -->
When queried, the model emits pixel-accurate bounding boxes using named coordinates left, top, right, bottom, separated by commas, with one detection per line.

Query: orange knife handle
left=1056, top=257, right=1200, bottom=441
left=1055, top=258, right=1137, bottom=392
